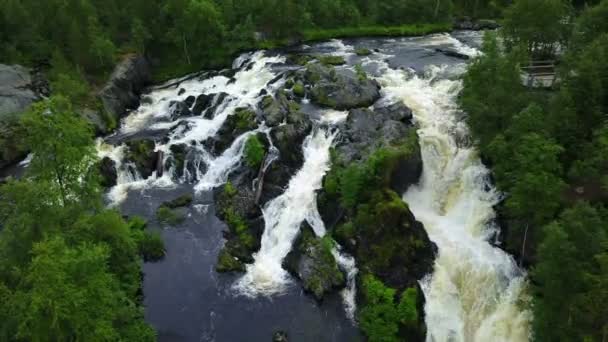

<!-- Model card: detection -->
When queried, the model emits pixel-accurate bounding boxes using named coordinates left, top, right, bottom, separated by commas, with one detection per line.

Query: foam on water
left=235, top=129, right=336, bottom=296
left=378, top=59, right=531, bottom=341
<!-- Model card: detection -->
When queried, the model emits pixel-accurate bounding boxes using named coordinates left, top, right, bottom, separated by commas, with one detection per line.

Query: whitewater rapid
left=379, top=60, right=532, bottom=340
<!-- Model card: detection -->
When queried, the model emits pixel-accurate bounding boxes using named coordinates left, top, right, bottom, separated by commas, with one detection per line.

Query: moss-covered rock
left=98, top=156, right=117, bottom=188
left=125, top=138, right=158, bottom=178
left=319, top=55, right=346, bottom=66
left=156, top=206, right=187, bottom=226
left=302, top=63, right=381, bottom=110
left=163, top=194, right=193, bottom=209
left=292, top=82, right=305, bottom=98
left=244, top=133, right=266, bottom=169
left=355, top=48, right=373, bottom=56
left=283, top=223, right=346, bottom=301
left=216, top=247, right=246, bottom=272
left=140, top=231, right=166, bottom=262
left=203, top=106, right=258, bottom=155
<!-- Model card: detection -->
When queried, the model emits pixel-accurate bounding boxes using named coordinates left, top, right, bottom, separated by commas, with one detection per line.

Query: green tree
left=21, top=96, right=99, bottom=207
left=503, top=0, right=571, bottom=57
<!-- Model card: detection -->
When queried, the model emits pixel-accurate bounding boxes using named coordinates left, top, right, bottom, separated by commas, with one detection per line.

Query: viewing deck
left=520, top=60, right=558, bottom=88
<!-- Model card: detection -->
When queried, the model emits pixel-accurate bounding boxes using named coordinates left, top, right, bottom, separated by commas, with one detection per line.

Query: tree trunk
left=183, top=33, right=191, bottom=65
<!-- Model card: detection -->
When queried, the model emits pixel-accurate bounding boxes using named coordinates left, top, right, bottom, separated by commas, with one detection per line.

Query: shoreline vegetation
left=154, top=22, right=455, bottom=83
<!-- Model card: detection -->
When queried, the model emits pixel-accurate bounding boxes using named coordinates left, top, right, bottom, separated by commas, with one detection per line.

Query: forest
left=0, top=0, right=606, bottom=341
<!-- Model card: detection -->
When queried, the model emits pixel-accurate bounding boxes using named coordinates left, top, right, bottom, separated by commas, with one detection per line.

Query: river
left=98, top=31, right=531, bottom=342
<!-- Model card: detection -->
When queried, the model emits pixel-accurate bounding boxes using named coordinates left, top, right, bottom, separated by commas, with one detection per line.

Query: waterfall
left=379, top=63, right=532, bottom=341
left=235, top=129, right=336, bottom=296
left=100, top=51, right=284, bottom=206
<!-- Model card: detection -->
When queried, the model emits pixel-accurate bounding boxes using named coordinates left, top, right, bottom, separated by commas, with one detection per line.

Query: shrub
left=319, top=55, right=346, bottom=66
left=244, top=135, right=266, bottom=169
left=139, top=231, right=165, bottom=262
left=156, top=206, right=185, bottom=226
left=355, top=48, right=372, bottom=56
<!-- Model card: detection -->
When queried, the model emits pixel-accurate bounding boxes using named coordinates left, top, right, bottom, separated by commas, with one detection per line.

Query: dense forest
left=460, top=1, right=608, bottom=340
left=0, top=0, right=607, bottom=341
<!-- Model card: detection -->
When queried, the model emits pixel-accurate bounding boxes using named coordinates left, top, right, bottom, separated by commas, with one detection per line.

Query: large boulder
left=0, top=64, right=39, bottom=117
left=302, top=63, right=381, bottom=110
left=125, top=139, right=159, bottom=179
left=283, top=223, right=346, bottom=301
left=203, top=107, right=257, bottom=156
left=0, top=64, right=44, bottom=169
left=98, top=55, right=151, bottom=123
left=99, top=157, right=118, bottom=188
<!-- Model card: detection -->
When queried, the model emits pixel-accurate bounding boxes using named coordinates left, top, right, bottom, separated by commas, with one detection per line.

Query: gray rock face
left=302, top=63, right=381, bottom=110
left=0, top=64, right=39, bottom=118
left=0, top=64, right=44, bottom=169
left=98, top=55, right=151, bottom=123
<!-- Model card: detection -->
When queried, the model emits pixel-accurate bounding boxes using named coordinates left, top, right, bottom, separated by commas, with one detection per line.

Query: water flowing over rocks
left=93, top=32, right=530, bottom=341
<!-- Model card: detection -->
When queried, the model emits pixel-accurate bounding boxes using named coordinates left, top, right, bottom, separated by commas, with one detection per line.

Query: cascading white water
left=235, top=129, right=336, bottom=296
left=379, top=62, right=531, bottom=341
left=100, top=52, right=284, bottom=206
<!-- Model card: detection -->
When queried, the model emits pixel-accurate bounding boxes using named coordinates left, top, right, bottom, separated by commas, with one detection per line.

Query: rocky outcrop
left=0, top=64, right=47, bottom=169
left=99, top=157, right=118, bottom=188
left=300, top=63, right=381, bottom=110
left=0, top=64, right=40, bottom=117
left=454, top=18, right=500, bottom=31
left=203, top=107, right=257, bottom=156
left=283, top=223, right=346, bottom=301
left=125, top=138, right=159, bottom=179
left=98, top=54, right=151, bottom=123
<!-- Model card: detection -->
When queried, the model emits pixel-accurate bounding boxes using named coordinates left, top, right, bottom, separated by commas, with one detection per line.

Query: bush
left=292, top=82, right=306, bottom=97
left=244, top=135, right=265, bottom=169
left=355, top=48, right=372, bottom=56
left=319, top=55, right=346, bottom=66
left=156, top=206, right=186, bottom=226
left=140, top=231, right=165, bottom=262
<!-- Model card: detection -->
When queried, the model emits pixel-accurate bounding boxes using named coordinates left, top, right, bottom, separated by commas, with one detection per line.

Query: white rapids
left=379, top=61, right=532, bottom=340
left=235, top=128, right=336, bottom=296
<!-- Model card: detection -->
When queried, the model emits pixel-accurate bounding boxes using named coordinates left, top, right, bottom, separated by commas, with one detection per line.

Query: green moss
left=223, top=181, right=237, bottom=198
left=244, top=134, right=266, bottom=169
left=292, top=82, right=306, bottom=97
left=163, top=194, right=193, bottom=209
left=139, top=231, right=165, bottom=262
left=234, top=108, right=256, bottom=131
left=287, top=54, right=314, bottom=66
left=156, top=206, right=186, bottom=226
left=216, top=248, right=245, bottom=272
left=355, top=63, right=367, bottom=81
left=355, top=48, right=373, bottom=56
left=319, top=55, right=346, bottom=66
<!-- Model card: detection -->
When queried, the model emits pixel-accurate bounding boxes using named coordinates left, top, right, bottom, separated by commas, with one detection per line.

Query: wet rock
left=191, top=94, right=213, bottom=116
left=204, top=92, right=230, bottom=119
left=169, top=100, right=192, bottom=120
left=99, top=157, right=117, bottom=188
left=374, top=101, right=413, bottom=123
left=203, top=107, right=257, bottom=156
left=125, top=138, right=159, bottom=178
left=98, top=54, right=151, bottom=124
left=216, top=248, right=246, bottom=273
left=184, top=95, right=196, bottom=108
left=272, top=331, right=289, bottom=342
left=303, top=63, right=381, bottom=110
left=270, top=113, right=312, bottom=169
left=435, top=48, right=470, bottom=60
left=283, top=223, right=346, bottom=301
left=454, top=17, right=500, bottom=30
left=259, top=92, right=290, bottom=126
left=163, top=194, right=193, bottom=209
left=178, top=88, right=186, bottom=96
